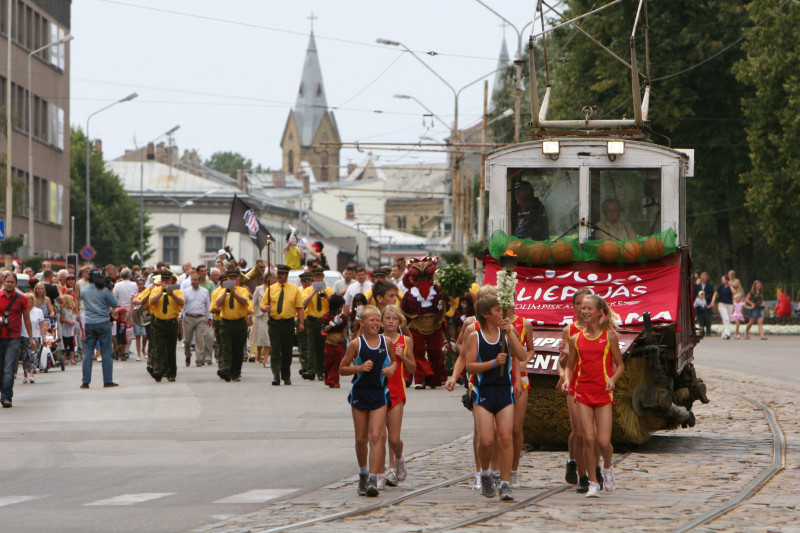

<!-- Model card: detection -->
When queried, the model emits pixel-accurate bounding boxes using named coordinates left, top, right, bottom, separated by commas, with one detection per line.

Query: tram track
left=239, top=389, right=786, bottom=533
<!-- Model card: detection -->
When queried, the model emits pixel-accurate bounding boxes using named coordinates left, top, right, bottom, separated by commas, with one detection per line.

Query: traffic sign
left=0, top=220, right=5, bottom=241
left=80, top=246, right=96, bottom=261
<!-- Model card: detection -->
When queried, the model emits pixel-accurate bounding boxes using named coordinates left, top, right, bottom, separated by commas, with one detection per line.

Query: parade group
left=0, top=231, right=623, bottom=503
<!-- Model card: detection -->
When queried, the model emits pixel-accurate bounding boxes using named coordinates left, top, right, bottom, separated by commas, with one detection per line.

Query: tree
left=204, top=151, right=265, bottom=179
left=735, top=0, right=800, bottom=276
left=70, top=127, right=151, bottom=265
left=517, top=1, right=785, bottom=282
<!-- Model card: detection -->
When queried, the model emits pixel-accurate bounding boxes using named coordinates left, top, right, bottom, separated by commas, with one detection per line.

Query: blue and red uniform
left=470, top=328, right=514, bottom=414
left=348, top=335, right=392, bottom=410
left=572, top=329, right=615, bottom=408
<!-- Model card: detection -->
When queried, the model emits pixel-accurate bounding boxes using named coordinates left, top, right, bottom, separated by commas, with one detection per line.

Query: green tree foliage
left=70, top=127, right=151, bottom=265
left=204, top=151, right=264, bottom=179
left=735, top=0, right=800, bottom=271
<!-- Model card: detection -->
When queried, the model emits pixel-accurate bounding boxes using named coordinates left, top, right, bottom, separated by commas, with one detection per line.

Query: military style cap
left=276, top=264, right=291, bottom=274
left=311, top=266, right=325, bottom=275
left=298, top=271, right=313, bottom=280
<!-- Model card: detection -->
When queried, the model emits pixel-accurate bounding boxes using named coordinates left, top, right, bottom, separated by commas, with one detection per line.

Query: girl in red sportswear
left=561, top=294, right=624, bottom=497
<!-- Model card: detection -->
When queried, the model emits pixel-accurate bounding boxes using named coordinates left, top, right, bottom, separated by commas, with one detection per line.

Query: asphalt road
left=1, top=334, right=795, bottom=533
left=0, top=354, right=471, bottom=533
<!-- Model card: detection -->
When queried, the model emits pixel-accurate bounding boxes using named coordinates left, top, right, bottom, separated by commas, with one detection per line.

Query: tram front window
left=590, top=169, right=661, bottom=240
left=510, top=168, right=580, bottom=241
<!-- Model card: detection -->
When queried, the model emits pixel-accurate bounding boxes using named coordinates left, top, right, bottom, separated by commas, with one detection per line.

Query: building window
left=320, top=151, right=329, bottom=181
left=288, top=150, right=294, bottom=174
left=163, top=235, right=180, bottom=265
left=205, top=235, right=223, bottom=254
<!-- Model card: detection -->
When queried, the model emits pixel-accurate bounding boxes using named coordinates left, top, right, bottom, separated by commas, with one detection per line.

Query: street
left=0, top=335, right=797, bottom=532
left=0, top=355, right=471, bottom=533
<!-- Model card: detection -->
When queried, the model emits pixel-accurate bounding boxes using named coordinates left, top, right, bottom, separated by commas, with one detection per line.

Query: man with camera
left=213, top=264, right=251, bottom=382
left=148, top=271, right=185, bottom=382
left=80, top=269, right=119, bottom=389
left=302, top=266, right=333, bottom=381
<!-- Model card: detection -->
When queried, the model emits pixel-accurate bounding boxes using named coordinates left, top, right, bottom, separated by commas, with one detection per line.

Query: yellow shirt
left=285, top=246, right=302, bottom=270
left=446, top=297, right=459, bottom=318
left=210, top=286, right=225, bottom=318
left=262, top=282, right=303, bottom=320
left=469, top=282, right=480, bottom=294
left=149, top=286, right=184, bottom=320
left=305, top=286, right=334, bottom=318
left=217, top=285, right=251, bottom=320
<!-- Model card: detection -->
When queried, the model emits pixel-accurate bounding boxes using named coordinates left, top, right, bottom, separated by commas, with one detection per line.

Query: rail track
left=250, top=388, right=785, bottom=533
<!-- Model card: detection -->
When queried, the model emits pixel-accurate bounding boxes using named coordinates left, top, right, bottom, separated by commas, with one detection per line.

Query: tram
left=481, top=1, right=708, bottom=445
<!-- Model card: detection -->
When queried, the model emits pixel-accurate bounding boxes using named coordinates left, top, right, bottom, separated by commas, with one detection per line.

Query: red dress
left=572, top=329, right=615, bottom=408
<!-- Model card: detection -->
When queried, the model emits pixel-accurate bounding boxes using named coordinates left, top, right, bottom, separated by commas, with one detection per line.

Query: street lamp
left=146, top=188, right=218, bottom=262
left=139, top=125, right=180, bottom=263
left=86, top=91, right=138, bottom=248
left=27, top=33, right=73, bottom=256
left=381, top=37, right=510, bottom=251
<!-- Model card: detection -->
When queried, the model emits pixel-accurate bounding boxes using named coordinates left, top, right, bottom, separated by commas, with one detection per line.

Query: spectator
left=775, top=288, right=791, bottom=318
left=113, top=268, right=138, bottom=312
left=744, top=280, right=766, bottom=340
left=0, top=272, right=36, bottom=408
left=710, top=275, right=733, bottom=340
left=333, top=264, right=355, bottom=297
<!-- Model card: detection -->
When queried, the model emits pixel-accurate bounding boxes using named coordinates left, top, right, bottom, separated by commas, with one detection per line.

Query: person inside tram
left=513, top=181, right=549, bottom=241
left=593, top=198, right=637, bottom=241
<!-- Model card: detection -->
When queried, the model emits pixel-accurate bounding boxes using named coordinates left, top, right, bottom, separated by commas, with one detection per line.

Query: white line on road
left=84, top=493, right=176, bottom=506
left=0, top=496, right=44, bottom=507
left=213, top=489, right=298, bottom=504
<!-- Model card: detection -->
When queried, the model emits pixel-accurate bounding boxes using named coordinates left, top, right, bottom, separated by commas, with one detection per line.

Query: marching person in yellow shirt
left=148, top=271, right=184, bottom=382
left=302, top=267, right=334, bottom=381
left=261, top=264, right=304, bottom=386
left=214, top=264, right=251, bottom=382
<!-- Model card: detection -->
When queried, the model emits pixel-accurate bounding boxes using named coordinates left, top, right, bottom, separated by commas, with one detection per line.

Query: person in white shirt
left=343, top=266, right=372, bottom=313
left=113, top=268, right=139, bottom=311
left=333, top=264, right=356, bottom=296
left=20, top=293, right=48, bottom=383
left=176, top=261, right=194, bottom=285
left=181, top=273, right=212, bottom=367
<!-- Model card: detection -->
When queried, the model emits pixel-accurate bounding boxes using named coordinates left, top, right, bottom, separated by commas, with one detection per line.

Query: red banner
left=483, top=256, right=681, bottom=327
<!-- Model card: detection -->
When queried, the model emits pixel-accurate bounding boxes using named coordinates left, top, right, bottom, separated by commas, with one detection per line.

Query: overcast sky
left=70, top=0, right=539, bottom=174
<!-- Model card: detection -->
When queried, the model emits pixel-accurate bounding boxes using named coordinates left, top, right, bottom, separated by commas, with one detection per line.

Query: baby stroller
left=40, top=331, right=65, bottom=372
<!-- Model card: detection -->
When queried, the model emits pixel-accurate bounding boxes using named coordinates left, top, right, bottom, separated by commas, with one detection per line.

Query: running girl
left=561, top=294, right=625, bottom=497
left=464, top=295, right=528, bottom=501
left=340, top=305, right=397, bottom=497
left=381, top=305, right=415, bottom=487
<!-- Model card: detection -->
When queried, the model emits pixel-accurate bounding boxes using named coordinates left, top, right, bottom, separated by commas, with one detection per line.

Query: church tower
left=281, top=26, right=341, bottom=182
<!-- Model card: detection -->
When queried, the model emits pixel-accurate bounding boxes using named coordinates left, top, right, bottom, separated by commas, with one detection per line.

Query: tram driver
left=513, top=181, right=549, bottom=241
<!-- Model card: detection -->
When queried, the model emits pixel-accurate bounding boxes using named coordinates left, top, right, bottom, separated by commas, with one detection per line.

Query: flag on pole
left=227, top=195, right=273, bottom=252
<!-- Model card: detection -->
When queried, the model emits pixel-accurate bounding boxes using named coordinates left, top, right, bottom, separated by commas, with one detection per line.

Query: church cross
left=308, top=11, right=318, bottom=32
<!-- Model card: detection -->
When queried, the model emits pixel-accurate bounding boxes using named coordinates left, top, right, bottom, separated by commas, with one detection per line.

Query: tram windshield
left=590, top=169, right=661, bottom=240
left=509, top=168, right=579, bottom=241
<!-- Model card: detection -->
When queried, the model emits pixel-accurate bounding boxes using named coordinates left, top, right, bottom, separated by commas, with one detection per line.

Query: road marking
left=84, top=493, right=175, bottom=506
left=214, top=489, right=298, bottom=504
left=0, top=496, right=43, bottom=507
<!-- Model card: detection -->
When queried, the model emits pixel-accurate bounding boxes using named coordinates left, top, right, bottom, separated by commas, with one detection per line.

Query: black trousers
left=151, top=317, right=178, bottom=378
left=268, top=318, right=295, bottom=382
left=220, top=318, right=247, bottom=379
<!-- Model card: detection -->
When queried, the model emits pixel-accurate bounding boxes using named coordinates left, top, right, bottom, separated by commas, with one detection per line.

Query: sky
left=70, top=0, right=539, bottom=174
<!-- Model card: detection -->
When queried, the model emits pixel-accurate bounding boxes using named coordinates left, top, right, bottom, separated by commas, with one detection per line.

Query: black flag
left=227, top=195, right=272, bottom=251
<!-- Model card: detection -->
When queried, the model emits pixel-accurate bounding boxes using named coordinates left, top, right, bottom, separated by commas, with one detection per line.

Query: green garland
left=435, top=265, right=474, bottom=299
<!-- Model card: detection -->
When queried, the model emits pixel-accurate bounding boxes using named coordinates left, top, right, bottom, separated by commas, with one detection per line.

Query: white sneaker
left=385, top=468, right=398, bottom=487
left=510, top=470, right=519, bottom=488
left=395, top=456, right=407, bottom=482
left=472, top=472, right=482, bottom=491
left=602, top=467, right=616, bottom=492
left=377, top=473, right=387, bottom=490
left=586, top=481, right=601, bottom=497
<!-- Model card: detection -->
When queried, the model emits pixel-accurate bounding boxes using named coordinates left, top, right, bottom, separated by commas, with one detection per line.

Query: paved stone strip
left=192, top=374, right=783, bottom=532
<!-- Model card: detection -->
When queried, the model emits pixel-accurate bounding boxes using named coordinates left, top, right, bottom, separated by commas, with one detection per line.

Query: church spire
left=490, top=31, right=511, bottom=111
left=294, top=26, right=329, bottom=147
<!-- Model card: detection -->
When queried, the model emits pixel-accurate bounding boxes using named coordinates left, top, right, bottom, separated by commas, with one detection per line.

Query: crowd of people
left=692, top=269, right=797, bottom=340
left=0, top=242, right=625, bottom=503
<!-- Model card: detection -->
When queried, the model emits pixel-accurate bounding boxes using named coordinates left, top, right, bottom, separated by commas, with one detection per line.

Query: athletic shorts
left=388, top=389, right=406, bottom=410
left=471, top=385, right=513, bottom=415
left=348, top=386, right=391, bottom=411
left=574, top=389, right=614, bottom=409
